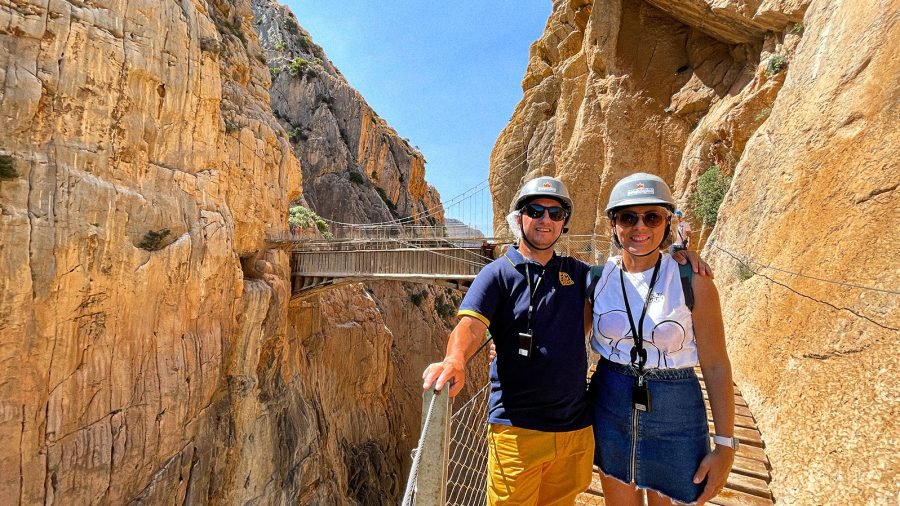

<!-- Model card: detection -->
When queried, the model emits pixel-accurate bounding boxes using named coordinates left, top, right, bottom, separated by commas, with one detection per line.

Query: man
left=422, top=176, right=706, bottom=505
left=671, top=209, right=692, bottom=252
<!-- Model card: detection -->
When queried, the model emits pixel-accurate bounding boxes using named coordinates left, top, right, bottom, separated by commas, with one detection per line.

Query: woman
left=589, top=173, right=736, bottom=505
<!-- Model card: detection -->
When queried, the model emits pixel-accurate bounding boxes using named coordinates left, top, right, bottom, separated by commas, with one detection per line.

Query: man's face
left=519, top=197, right=566, bottom=249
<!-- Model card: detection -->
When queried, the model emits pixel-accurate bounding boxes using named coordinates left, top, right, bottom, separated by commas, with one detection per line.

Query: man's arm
left=672, top=249, right=713, bottom=277
left=422, top=316, right=488, bottom=397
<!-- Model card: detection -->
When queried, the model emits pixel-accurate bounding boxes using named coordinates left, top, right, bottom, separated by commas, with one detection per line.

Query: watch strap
left=713, top=435, right=740, bottom=449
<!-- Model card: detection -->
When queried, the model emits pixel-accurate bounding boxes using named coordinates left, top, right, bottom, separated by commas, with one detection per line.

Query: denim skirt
left=590, top=358, right=710, bottom=504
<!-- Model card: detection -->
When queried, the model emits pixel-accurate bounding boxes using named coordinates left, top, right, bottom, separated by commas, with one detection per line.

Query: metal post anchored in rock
left=402, top=388, right=451, bottom=505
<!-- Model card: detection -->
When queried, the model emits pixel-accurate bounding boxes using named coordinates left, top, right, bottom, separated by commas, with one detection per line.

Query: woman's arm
left=691, top=274, right=736, bottom=503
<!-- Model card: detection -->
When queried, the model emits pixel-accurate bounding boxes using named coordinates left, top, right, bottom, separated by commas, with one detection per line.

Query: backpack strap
left=679, top=262, right=695, bottom=311
left=587, top=265, right=605, bottom=304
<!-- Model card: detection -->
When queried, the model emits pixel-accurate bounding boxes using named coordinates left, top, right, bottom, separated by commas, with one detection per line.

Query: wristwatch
left=713, top=435, right=740, bottom=449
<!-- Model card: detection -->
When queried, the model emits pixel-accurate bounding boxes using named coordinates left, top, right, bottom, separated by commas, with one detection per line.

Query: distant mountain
left=444, top=218, right=484, bottom=238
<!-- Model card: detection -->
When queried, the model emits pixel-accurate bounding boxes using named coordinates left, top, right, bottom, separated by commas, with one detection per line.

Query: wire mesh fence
left=446, top=383, right=491, bottom=506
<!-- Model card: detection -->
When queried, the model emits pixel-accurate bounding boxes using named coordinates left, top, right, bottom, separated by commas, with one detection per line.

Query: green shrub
left=270, top=66, right=283, bottom=78
left=283, top=17, right=299, bottom=34
left=375, top=186, right=398, bottom=215
left=753, top=108, right=772, bottom=122
left=767, top=55, right=787, bottom=76
left=138, top=229, right=170, bottom=251
left=736, top=261, right=755, bottom=281
left=274, top=41, right=286, bottom=51
left=435, top=295, right=456, bottom=319
left=289, top=205, right=330, bottom=236
left=288, top=57, right=310, bottom=77
left=348, top=172, right=365, bottom=185
left=288, top=127, right=307, bottom=143
left=790, top=22, right=804, bottom=34
left=409, top=290, right=427, bottom=306
left=224, top=119, right=242, bottom=133
left=0, top=155, right=18, bottom=180
left=692, top=165, right=732, bottom=227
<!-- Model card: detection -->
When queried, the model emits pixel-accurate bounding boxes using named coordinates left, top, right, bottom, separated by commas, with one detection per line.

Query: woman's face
left=609, top=205, right=670, bottom=256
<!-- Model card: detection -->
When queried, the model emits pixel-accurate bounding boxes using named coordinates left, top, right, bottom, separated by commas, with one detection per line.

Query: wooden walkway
left=576, top=370, right=774, bottom=505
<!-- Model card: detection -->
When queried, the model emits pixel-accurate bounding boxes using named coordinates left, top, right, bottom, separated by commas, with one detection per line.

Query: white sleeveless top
left=590, top=254, right=698, bottom=369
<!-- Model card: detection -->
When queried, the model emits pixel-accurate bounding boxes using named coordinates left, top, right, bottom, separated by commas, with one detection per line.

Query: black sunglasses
left=615, top=210, right=668, bottom=228
left=523, top=203, right=568, bottom=222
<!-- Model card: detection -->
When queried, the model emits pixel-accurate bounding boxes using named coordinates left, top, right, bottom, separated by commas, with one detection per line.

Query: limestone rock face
left=0, top=0, right=307, bottom=502
left=252, top=0, right=442, bottom=227
left=493, top=0, right=897, bottom=503
left=708, top=2, right=899, bottom=503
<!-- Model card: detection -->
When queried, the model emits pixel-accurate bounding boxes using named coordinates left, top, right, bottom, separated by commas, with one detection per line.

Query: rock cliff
left=252, top=0, right=442, bottom=227
left=492, top=0, right=898, bottom=503
left=0, top=0, right=462, bottom=504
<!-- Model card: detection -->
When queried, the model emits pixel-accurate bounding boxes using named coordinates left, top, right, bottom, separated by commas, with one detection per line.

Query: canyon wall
left=491, top=0, right=898, bottom=503
left=252, top=0, right=442, bottom=227
left=0, top=0, right=460, bottom=503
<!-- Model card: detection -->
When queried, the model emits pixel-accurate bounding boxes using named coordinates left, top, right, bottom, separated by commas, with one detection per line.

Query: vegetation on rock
left=767, top=55, right=787, bottom=76
left=289, top=205, right=331, bottom=237
left=138, top=229, right=171, bottom=251
left=692, top=165, right=731, bottom=227
left=0, top=155, right=18, bottom=180
left=348, top=171, right=366, bottom=185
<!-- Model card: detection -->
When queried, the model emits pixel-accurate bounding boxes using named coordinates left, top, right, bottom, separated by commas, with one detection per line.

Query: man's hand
left=693, top=446, right=735, bottom=503
left=672, top=249, right=714, bottom=277
left=422, top=357, right=466, bottom=397
left=422, top=315, right=487, bottom=397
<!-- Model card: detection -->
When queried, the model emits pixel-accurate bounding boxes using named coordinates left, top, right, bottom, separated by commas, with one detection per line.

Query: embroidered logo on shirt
left=559, top=272, right=574, bottom=286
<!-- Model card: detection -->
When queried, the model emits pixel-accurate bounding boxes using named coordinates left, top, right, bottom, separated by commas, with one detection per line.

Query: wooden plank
left=708, top=410, right=758, bottom=430
left=708, top=424, right=764, bottom=447
left=730, top=441, right=768, bottom=462
left=730, top=454, right=772, bottom=482
left=711, top=487, right=777, bottom=506
left=725, top=472, right=774, bottom=500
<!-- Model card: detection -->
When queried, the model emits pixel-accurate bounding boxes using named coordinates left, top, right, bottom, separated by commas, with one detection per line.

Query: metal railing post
left=412, top=388, right=451, bottom=505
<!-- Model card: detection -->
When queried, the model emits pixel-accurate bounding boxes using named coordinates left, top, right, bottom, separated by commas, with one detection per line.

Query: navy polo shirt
left=458, top=245, right=591, bottom=432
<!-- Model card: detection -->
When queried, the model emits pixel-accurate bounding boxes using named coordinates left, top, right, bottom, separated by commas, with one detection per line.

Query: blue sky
left=281, top=1, right=551, bottom=232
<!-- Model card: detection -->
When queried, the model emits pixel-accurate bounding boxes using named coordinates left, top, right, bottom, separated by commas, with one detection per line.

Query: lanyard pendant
left=633, top=382, right=652, bottom=412
left=518, top=331, right=533, bottom=358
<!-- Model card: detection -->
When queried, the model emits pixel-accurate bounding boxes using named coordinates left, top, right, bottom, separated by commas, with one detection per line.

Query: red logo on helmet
left=635, top=183, right=645, bottom=189
left=540, top=182, right=556, bottom=192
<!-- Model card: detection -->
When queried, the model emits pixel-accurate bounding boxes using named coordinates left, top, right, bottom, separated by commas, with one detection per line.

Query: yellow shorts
left=486, top=423, right=594, bottom=506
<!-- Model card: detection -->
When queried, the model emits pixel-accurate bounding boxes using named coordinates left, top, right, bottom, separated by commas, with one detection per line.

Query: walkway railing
left=403, top=367, right=777, bottom=506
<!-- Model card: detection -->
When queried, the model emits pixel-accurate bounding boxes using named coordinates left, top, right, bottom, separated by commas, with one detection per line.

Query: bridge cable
left=319, top=148, right=533, bottom=227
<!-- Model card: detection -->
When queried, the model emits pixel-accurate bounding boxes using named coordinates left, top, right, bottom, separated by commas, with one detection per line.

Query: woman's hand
left=693, top=445, right=735, bottom=503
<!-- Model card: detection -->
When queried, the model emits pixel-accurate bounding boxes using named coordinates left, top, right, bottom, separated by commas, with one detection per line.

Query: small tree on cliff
left=692, top=165, right=731, bottom=228
left=289, top=205, right=332, bottom=238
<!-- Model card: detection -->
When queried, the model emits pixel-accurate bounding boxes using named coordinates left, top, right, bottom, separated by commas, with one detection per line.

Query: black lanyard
left=619, top=255, right=662, bottom=374
left=524, top=262, right=545, bottom=334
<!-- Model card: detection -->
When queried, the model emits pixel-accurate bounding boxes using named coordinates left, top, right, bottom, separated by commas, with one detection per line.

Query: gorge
left=0, top=0, right=896, bottom=505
